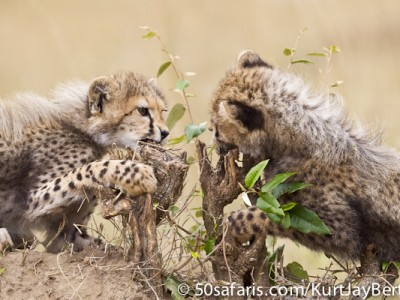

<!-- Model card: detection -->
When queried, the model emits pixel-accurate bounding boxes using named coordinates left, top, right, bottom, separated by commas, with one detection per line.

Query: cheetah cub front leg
left=28, top=159, right=157, bottom=218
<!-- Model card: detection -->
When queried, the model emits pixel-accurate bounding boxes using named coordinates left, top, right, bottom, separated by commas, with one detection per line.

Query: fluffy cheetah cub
left=0, top=72, right=169, bottom=253
left=210, top=50, right=400, bottom=265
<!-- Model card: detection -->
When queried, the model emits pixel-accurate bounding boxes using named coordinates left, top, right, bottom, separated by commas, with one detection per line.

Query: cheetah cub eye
left=137, top=107, right=149, bottom=117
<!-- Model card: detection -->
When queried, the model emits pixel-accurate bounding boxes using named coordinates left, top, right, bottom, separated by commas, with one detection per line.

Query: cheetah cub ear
left=220, top=100, right=265, bottom=131
left=237, top=50, right=273, bottom=69
left=88, top=76, right=119, bottom=115
left=147, top=77, right=158, bottom=87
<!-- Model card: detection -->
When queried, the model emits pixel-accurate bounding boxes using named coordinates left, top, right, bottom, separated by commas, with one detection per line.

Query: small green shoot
left=243, top=162, right=330, bottom=235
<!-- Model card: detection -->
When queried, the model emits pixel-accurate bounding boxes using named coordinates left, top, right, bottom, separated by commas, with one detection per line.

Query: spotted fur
left=210, top=50, right=400, bottom=262
left=0, top=72, right=168, bottom=253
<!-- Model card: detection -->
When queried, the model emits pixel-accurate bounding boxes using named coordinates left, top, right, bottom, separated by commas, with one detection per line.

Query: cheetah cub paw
left=117, top=162, right=158, bottom=197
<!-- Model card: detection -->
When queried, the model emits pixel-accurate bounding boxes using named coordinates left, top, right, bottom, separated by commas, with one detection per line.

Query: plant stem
left=287, top=27, right=308, bottom=70
left=155, top=34, right=195, bottom=124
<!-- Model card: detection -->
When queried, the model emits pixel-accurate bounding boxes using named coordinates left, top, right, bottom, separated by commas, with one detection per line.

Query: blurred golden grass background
left=1, top=1, right=400, bottom=145
left=1, top=0, right=399, bottom=276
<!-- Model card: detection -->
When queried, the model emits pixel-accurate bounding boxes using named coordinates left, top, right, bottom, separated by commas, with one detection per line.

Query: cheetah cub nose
left=161, top=130, right=169, bottom=140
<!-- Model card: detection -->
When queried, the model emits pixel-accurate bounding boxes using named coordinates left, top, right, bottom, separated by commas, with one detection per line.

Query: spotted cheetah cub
left=210, top=50, right=400, bottom=265
left=0, top=72, right=169, bottom=253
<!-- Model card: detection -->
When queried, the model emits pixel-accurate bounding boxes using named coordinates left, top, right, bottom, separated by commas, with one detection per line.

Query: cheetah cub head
left=86, top=72, right=169, bottom=149
left=210, top=50, right=274, bottom=158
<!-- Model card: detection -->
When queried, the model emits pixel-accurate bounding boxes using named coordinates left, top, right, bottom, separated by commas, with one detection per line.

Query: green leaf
left=184, top=122, right=207, bottom=142
left=261, top=172, right=296, bottom=193
left=282, top=201, right=297, bottom=211
left=0, top=267, right=5, bottom=276
left=382, top=262, right=389, bottom=272
left=189, top=224, right=201, bottom=234
left=286, top=261, right=309, bottom=283
left=283, top=48, right=294, bottom=56
left=244, top=160, right=269, bottom=189
left=259, top=192, right=280, bottom=209
left=291, top=59, right=313, bottom=65
left=166, top=103, right=186, bottom=130
left=267, top=213, right=283, bottom=224
left=167, top=134, right=186, bottom=145
left=266, top=245, right=285, bottom=285
left=382, top=261, right=400, bottom=272
left=307, top=52, right=327, bottom=57
left=256, top=192, right=284, bottom=216
left=142, top=31, right=156, bottom=39
left=157, top=61, right=171, bottom=78
left=190, top=206, right=203, bottom=218
left=281, top=213, right=291, bottom=229
left=195, top=210, right=202, bottom=218
left=176, top=79, right=190, bottom=91
left=186, top=156, right=196, bottom=164
left=168, top=205, right=179, bottom=216
left=164, top=276, right=186, bottom=300
left=391, top=261, right=400, bottom=271
left=288, top=204, right=331, bottom=235
left=184, top=237, right=196, bottom=252
left=204, top=238, right=215, bottom=255
left=271, top=182, right=312, bottom=198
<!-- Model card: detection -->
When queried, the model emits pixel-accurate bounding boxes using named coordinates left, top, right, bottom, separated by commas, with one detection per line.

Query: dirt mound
left=0, top=248, right=151, bottom=300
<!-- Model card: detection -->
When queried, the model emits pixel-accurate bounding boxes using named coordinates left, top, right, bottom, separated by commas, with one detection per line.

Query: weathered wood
left=138, top=144, right=189, bottom=224
left=196, top=140, right=269, bottom=285
left=196, top=141, right=252, bottom=239
left=210, top=221, right=268, bottom=285
left=99, top=144, right=188, bottom=298
left=101, top=144, right=188, bottom=223
left=138, top=194, right=163, bottom=296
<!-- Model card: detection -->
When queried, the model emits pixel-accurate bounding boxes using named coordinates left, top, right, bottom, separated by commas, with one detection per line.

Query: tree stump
left=196, top=140, right=268, bottom=285
left=99, top=144, right=188, bottom=297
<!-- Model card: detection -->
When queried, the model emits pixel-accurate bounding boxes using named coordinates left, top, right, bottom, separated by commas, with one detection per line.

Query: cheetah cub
left=0, top=72, right=169, bottom=253
left=210, top=50, right=400, bottom=265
